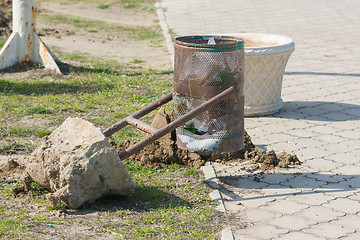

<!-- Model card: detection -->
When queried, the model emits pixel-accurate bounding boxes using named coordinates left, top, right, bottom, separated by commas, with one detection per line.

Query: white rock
left=26, top=117, right=135, bottom=209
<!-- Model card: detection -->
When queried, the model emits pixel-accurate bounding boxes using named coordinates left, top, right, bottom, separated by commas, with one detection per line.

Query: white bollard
left=0, top=0, right=61, bottom=73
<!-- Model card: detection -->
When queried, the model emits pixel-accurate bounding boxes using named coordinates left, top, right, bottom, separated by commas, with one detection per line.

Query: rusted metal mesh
left=173, top=35, right=245, bottom=153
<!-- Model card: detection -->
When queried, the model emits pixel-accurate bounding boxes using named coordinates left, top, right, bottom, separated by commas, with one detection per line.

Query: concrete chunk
left=25, top=117, right=135, bottom=209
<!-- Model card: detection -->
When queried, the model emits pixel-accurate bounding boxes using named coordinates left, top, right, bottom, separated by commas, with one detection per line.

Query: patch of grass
left=0, top=35, right=9, bottom=49
left=121, top=0, right=143, bottom=8
left=8, top=126, right=31, bottom=137
left=0, top=142, right=30, bottom=155
left=0, top=218, right=31, bottom=238
left=123, top=25, right=161, bottom=40
left=131, top=58, right=145, bottom=64
left=36, top=129, right=53, bottom=138
left=25, top=106, right=54, bottom=115
left=0, top=182, right=19, bottom=198
left=38, top=13, right=105, bottom=29
left=184, top=168, right=201, bottom=176
left=97, top=3, right=110, bottom=9
left=45, top=203, right=66, bottom=211
left=29, top=182, right=49, bottom=196
left=141, top=6, right=154, bottom=13
left=87, top=29, right=98, bottom=33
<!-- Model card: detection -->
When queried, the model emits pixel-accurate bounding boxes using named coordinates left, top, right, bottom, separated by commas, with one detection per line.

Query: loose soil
left=112, top=109, right=301, bottom=172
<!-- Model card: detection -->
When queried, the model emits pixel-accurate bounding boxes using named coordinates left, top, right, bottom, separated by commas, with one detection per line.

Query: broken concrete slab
left=25, top=117, right=135, bottom=209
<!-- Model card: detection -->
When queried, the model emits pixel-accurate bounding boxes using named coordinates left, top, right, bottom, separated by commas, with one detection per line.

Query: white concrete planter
left=227, top=33, right=295, bottom=116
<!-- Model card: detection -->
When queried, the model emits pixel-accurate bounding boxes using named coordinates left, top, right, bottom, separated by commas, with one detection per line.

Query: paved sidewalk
left=159, top=0, right=360, bottom=239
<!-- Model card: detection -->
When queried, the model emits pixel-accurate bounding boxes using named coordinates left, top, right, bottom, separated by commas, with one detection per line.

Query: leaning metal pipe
left=118, top=86, right=236, bottom=160
left=103, top=91, right=173, bottom=137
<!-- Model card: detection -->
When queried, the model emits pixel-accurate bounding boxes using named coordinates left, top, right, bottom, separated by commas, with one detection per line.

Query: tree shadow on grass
left=67, top=185, right=192, bottom=216
left=0, top=78, right=116, bottom=95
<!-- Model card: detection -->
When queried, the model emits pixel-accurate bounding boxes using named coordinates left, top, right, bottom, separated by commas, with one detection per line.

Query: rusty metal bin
left=173, top=35, right=245, bottom=153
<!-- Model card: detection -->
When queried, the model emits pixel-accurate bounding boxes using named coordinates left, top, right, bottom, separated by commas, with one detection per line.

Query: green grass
left=123, top=25, right=161, bottom=40
left=0, top=53, right=219, bottom=239
left=97, top=3, right=110, bottom=9
left=121, top=0, right=143, bottom=8
left=0, top=58, right=172, bottom=149
left=0, top=160, right=220, bottom=239
left=36, top=129, right=53, bottom=138
left=8, top=126, right=31, bottom=137
left=0, top=142, right=30, bottom=155
left=131, top=58, right=145, bottom=64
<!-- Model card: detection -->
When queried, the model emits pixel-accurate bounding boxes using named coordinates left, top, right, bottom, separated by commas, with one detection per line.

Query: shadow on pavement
left=269, top=101, right=360, bottom=121
left=285, top=71, right=360, bottom=77
left=217, top=172, right=360, bottom=202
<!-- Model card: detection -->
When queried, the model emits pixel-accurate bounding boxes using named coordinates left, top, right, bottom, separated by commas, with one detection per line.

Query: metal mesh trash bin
left=173, top=35, right=245, bottom=153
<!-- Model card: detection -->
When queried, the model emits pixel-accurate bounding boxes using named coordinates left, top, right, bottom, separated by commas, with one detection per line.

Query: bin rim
left=175, top=35, right=244, bottom=52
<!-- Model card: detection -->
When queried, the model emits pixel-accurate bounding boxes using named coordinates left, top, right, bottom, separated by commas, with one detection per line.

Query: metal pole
left=0, top=0, right=61, bottom=73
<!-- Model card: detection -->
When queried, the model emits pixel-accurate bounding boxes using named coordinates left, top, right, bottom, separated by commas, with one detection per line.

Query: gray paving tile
left=233, top=225, right=289, bottom=240
left=274, top=232, right=326, bottom=240
left=302, top=223, right=355, bottom=239
left=297, top=205, right=345, bottom=223
left=322, top=198, right=360, bottom=214
left=268, top=215, right=317, bottom=231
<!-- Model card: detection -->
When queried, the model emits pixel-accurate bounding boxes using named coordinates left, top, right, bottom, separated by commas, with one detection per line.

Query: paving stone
left=326, top=121, right=359, bottom=131
left=304, top=172, right=348, bottom=183
left=243, top=208, right=281, bottom=222
left=322, top=198, right=360, bottom=214
left=260, top=187, right=302, bottom=200
left=267, top=142, right=301, bottom=154
left=234, top=195, right=276, bottom=209
left=223, top=177, right=270, bottom=190
left=333, top=130, right=360, bottom=140
left=332, top=164, right=360, bottom=175
left=324, top=153, right=359, bottom=165
left=339, top=231, right=360, bottom=240
left=323, top=143, right=356, bottom=154
left=302, top=223, right=354, bottom=239
left=274, top=232, right=326, bottom=240
left=300, top=158, right=343, bottom=172
left=259, top=199, right=308, bottom=215
left=286, top=192, right=335, bottom=206
left=297, top=205, right=345, bottom=222
left=348, top=192, right=360, bottom=201
left=308, top=125, right=339, bottom=134
left=288, top=137, right=324, bottom=148
left=313, top=134, right=347, bottom=144
left=280, top=175, right=326, bottom=189
left=298, top=147, right=332, bottom=159
left=286, top=129, right=320, bottom=138
left=332, top=214, right=360, bottom=229
left=233, top=225, right=289, bottom=240
left=261, top=173, right=296, bottom=185
left=269, top=215, right=317, bottom=231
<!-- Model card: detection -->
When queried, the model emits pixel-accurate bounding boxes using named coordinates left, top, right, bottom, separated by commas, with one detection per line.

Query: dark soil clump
left=111, top=108, right=301, bottom=172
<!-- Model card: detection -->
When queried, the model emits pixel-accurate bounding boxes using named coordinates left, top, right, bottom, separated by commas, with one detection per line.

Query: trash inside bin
left=173, top=35, right=245, bottom=153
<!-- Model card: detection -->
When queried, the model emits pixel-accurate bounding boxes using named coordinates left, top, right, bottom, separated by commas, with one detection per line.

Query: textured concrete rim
left=201, top=163, right=234, bottom=240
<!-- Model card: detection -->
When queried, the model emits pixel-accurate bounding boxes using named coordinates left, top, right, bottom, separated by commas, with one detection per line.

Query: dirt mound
left=111, top=110, right=301, bottom=172
left=0, top=0, right=12, bottom=35
left=0, top=159, right=24, bottom=180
